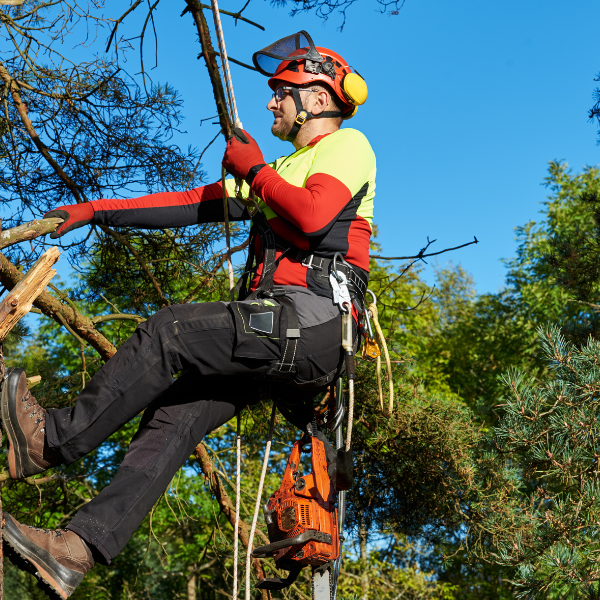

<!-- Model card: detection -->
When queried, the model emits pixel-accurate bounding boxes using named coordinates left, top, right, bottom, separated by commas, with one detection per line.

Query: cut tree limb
left=0, top=252, right=117, bottom=361
left=0, top=247, right=59, bottom=342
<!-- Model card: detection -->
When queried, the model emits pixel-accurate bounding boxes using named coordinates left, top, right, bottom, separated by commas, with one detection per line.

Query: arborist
left=1, top=31, right=374, bottom=599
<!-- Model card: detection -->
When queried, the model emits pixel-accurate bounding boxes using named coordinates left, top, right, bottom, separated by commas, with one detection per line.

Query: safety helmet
left=253, top=31, right=368, bottom=141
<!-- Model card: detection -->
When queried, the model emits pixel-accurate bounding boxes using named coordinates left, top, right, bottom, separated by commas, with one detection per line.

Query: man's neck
left=293, top=121, right=341, bottom=150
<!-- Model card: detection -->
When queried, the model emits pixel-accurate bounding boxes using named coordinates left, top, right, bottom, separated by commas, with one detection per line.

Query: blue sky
left=9, top=0, right=599, bottom=295
left=129, top=0, right=599, bottom=294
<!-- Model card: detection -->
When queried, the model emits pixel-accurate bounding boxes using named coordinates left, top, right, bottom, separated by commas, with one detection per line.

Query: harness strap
left=300, top=254, right=368, bottom=306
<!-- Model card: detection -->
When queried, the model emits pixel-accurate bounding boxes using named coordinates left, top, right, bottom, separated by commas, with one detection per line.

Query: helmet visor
left=252, top=30, right=323, bottom=77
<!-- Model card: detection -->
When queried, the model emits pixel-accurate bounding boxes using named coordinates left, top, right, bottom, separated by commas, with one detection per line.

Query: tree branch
left=199, top=4, right=264, bottom=30
left=183, top=0, right=233, bottom=139
left=371, top=236, right=479, bottom=261
left=91, top=313, right=146, bottom=324
left=0, top=218, right=64, bottom=250
left=0, top=62, right=85, bottom=204
left=0, top=253, right=117, bottom=361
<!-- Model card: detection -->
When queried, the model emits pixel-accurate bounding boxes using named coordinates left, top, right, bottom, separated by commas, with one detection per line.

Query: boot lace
left=22, top=390, right=46, bottom=433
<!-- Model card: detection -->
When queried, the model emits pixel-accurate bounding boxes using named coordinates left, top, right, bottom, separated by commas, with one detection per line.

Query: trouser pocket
left=229, top=300, right=283, bottom=360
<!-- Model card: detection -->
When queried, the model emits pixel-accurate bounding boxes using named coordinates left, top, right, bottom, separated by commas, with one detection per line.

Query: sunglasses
left=272, top=87, right=320, bottom=102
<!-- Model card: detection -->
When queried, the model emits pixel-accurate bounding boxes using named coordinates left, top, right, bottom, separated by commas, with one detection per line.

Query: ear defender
left=341, top=72, right=368, bottom=107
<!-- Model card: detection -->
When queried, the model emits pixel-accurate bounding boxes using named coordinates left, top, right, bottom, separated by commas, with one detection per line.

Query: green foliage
left=470, top=325, right=600, bottom=598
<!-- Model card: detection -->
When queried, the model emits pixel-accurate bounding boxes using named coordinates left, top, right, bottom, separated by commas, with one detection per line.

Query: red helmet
left=253, top=31, right=368, bottom=128
left=268, top=47, right=358, bottom=117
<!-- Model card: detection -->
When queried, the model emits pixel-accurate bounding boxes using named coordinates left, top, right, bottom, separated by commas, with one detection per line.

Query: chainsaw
left=252, top=421, right=348, bottom=599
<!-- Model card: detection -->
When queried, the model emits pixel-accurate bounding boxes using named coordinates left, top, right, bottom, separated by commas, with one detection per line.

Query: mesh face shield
left=252, top=31, right=324, bottom=77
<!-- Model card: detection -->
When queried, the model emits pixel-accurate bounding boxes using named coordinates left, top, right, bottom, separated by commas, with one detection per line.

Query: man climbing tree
left=1, top=31, right=374, bottom=599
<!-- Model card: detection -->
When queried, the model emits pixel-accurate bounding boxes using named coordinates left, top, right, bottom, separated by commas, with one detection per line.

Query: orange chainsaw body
left=263, top=435, right=339, bottom=567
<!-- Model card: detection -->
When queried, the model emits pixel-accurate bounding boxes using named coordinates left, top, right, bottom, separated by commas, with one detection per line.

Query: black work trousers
left=43, top=297, right=342, bottom=564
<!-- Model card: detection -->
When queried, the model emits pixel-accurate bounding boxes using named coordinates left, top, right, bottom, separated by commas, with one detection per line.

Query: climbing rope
left=232, top=415, right=242, bottom=598
left=210, top=0, right=241, bottom=128
left=368, top=301, right=394, bottom=416
left=245, top=403, right=276, bottom=600
left=206, top=4, right=246, bottom=590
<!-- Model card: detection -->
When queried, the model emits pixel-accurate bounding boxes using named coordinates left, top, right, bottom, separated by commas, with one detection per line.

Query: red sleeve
left=251, top=167, right=352, bottom=238
left=91, top=182, right=249, bottom=228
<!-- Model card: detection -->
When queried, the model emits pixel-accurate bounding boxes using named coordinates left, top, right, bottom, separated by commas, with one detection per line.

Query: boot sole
left=3, top=514, right=84, bottom=599
left=1, top=367, right=40, bottom=479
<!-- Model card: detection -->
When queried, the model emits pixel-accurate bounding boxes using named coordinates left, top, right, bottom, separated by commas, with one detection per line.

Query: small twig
left=186, top=130, right=221, bottom=190
left=371, top=235, right=479, bottom=261
left=106, top=0, right=144, bottom=52
left=199, top=3, right=264, bottom=29
left=213, top=53, right=258, bottom=71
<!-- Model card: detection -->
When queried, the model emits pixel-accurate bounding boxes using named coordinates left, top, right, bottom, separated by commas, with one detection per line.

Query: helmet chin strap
left=285, top=87, right=344, bottom=142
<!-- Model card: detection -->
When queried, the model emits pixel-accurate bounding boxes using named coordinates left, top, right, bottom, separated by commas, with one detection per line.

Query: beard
left=270, top=109, right=294, bottom=141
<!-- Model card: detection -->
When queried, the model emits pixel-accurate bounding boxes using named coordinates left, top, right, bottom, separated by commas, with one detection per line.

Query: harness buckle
left=295, top=111, right=308, bottom=126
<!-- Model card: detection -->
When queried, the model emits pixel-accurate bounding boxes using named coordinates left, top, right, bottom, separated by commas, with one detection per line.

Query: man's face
left=267, top=83, right=297, bottom=140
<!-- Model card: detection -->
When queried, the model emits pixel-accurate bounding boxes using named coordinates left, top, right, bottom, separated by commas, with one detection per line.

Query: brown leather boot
left=3, top=513, right=94, bottom=599
left=1, top=367, right=60, bottom=479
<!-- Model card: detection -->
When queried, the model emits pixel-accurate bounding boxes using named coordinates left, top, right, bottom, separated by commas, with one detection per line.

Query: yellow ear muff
left=342, top=72, right=368, bottom=106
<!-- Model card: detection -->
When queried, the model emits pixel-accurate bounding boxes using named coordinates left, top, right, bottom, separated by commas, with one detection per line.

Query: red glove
left=44, top=203, right=94, bottom=239
left=222, top=128, right=267, bottom=184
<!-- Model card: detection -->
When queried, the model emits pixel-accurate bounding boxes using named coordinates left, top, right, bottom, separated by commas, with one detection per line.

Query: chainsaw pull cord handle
left=245, top=403, right=277, bottom=600
left=232, top=414, right=242, bottom=599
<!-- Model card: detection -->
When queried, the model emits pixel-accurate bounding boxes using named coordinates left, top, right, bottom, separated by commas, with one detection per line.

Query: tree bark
left=0, top=218, right=63, bottom=251
left=184, top=0, right=233, bottom=139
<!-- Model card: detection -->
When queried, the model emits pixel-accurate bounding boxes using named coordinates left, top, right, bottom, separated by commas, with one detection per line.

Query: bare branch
left=0, top=247, right=59, bottom=342
left=106, top=0, right=144, bottom=53
left=0, top=218, right=63, bottom=250
left=199, top=4, right=264, bottom=30
left=371, top=235, right=479, bottom=261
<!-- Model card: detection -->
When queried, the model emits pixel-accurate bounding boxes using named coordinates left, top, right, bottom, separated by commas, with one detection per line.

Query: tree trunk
left=187, top=571, right=197, bottom=600
left=358, top=510, right=369, bottom=600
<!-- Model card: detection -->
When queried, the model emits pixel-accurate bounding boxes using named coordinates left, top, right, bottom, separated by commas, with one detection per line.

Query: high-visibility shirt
left=88, top=128, right=376, bottom=294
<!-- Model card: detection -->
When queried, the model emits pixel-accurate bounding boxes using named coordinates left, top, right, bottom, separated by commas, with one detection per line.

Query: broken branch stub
left=0, top=247, right=60, bottom=342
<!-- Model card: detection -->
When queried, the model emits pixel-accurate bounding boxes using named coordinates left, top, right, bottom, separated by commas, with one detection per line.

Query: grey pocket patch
left=249, top=311, right=274, bottom=334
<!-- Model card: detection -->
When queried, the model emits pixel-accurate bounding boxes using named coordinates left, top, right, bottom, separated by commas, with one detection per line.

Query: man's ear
left=310, top=90, right=330, bottom=116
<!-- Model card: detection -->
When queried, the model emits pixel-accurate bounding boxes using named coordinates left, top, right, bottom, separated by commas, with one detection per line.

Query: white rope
left=245, top=404, right=276, bottom=600
left=210, top=0, right=241, bottom=127
left=221, top=166, right=236, bottom=300
left=232, top=415, right=242, bottom=598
